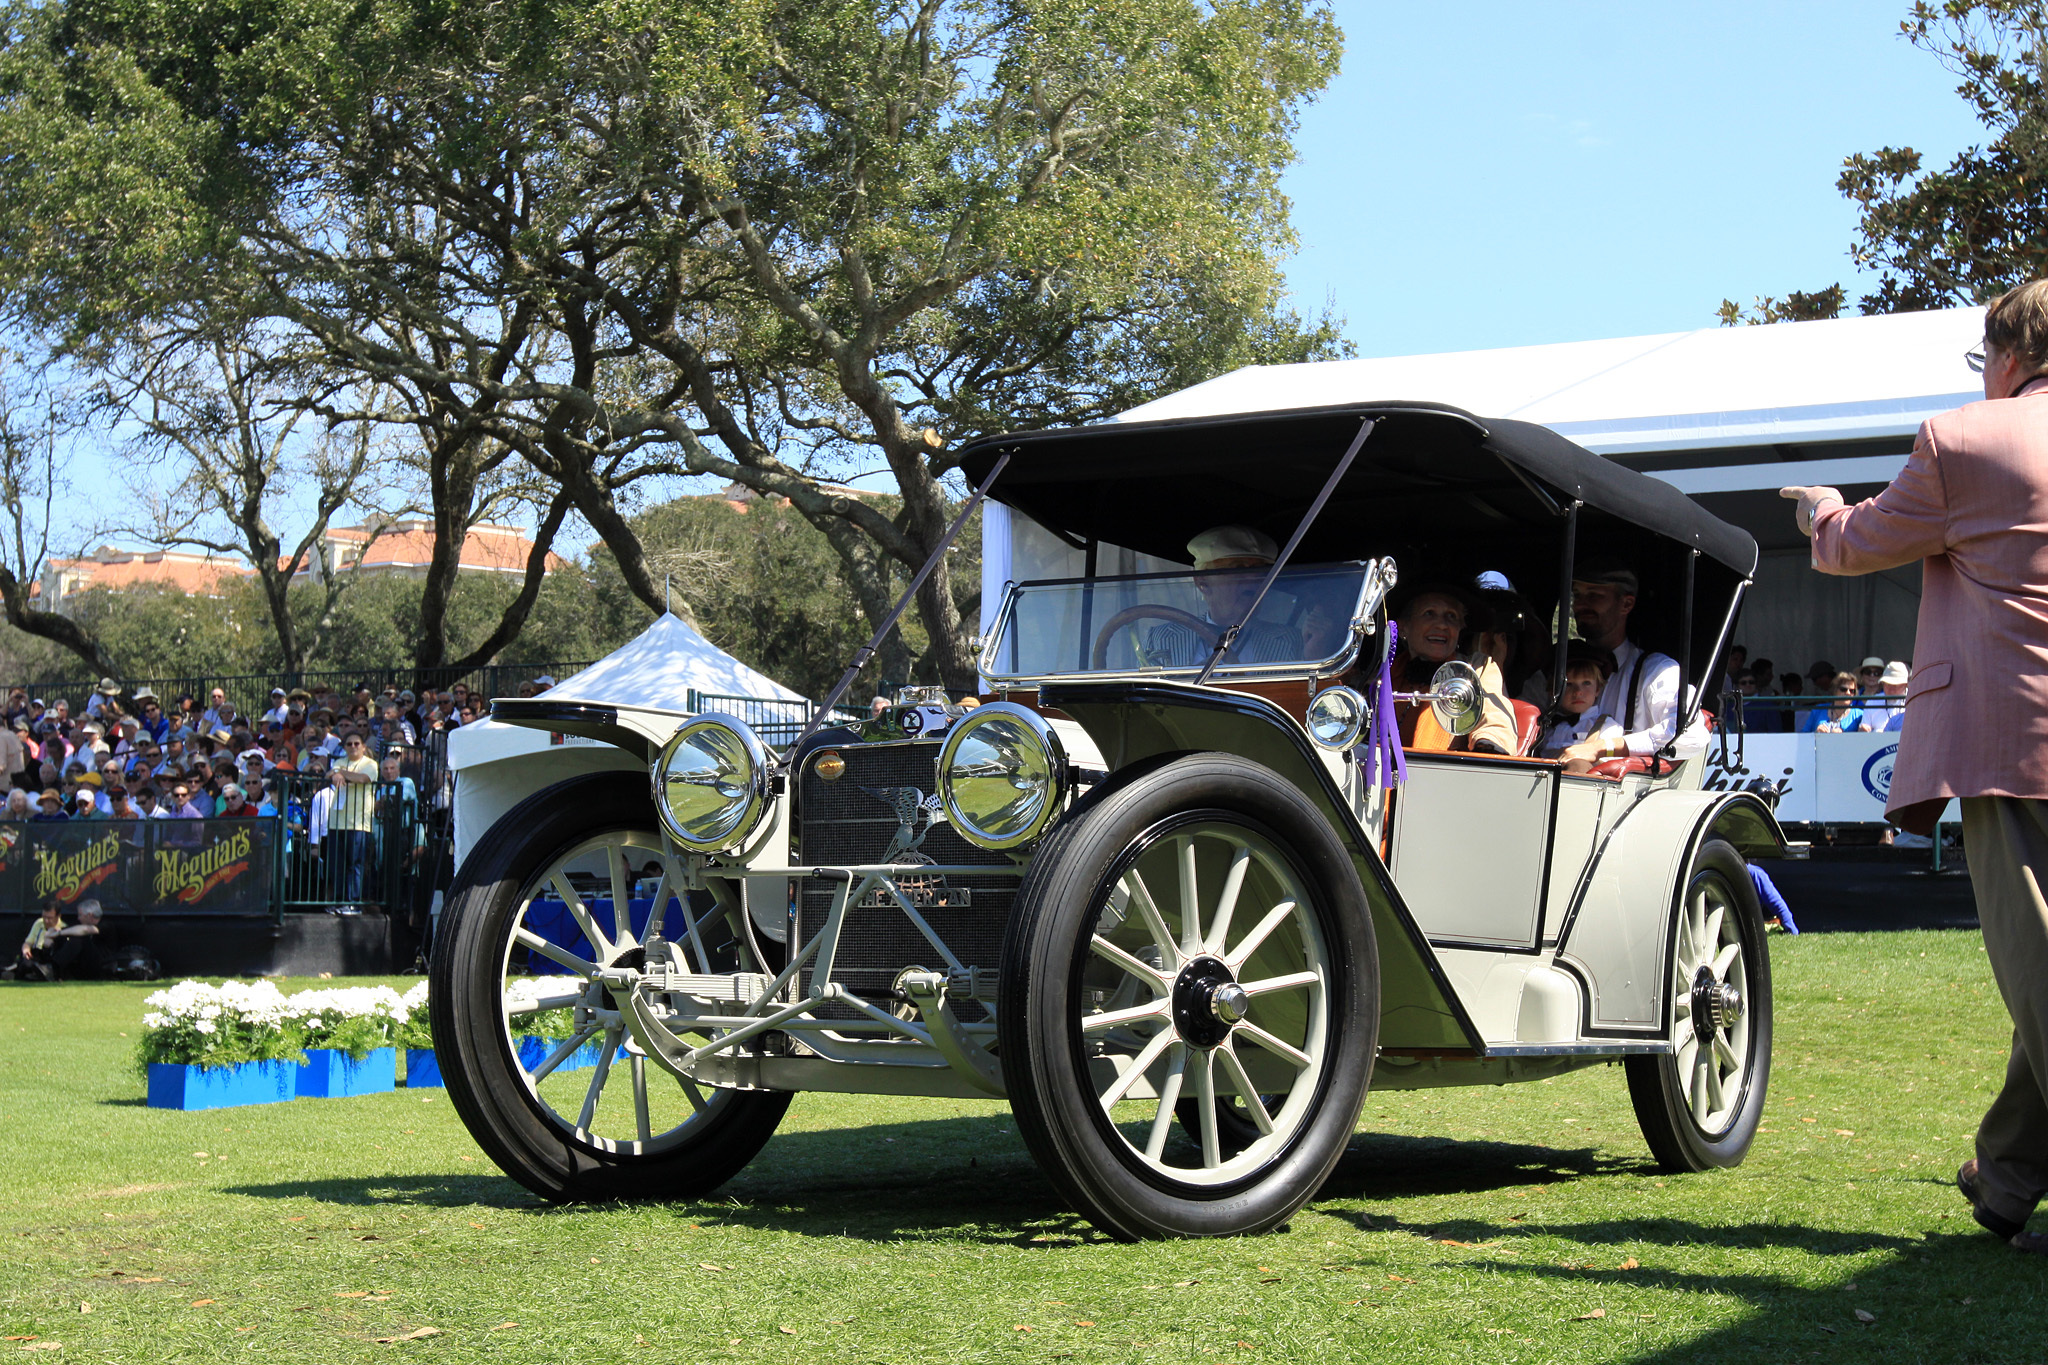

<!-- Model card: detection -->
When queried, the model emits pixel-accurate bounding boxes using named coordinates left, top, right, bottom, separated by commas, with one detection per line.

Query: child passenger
left=1540, top=644, right=1623, bottom=774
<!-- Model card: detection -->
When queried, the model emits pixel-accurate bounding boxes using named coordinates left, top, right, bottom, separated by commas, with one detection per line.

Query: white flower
left=193, top=1019, right=216, bottom=1035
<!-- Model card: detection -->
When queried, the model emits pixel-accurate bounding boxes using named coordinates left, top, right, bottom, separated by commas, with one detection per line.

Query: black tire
left=1000, top=753, right=1378, bottom=1240
left=1626, top=838, right=1773, bottom=1171
left=430, top=772, right=789, bottom=1202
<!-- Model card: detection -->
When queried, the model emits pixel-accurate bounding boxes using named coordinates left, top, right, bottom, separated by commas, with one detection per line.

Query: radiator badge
left=857, top=785, right=970, bottom=908
left=859, top=784, right=948, bottom=863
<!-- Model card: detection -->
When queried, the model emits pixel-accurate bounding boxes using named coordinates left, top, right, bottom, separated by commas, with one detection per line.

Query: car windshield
left=982, top=561, right=1375, bottom=682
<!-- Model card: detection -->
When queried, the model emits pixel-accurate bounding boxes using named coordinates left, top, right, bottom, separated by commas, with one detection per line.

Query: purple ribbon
left=1361, top=621, right=1408, bottom=789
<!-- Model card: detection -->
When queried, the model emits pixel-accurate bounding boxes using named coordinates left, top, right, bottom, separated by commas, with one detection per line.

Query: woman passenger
left=1388, top=585, right=1518, bottom=754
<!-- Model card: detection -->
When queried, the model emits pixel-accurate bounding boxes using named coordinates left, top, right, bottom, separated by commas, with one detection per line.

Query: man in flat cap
left=1557, top=558, right=1708, bottom=768
left=1141, top=526, right=1302, bottom=669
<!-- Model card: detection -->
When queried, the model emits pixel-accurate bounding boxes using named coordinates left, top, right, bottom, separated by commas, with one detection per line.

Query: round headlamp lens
left=1306, top=686, right=1367, bottom=750
left=651, top=714, right=770, bottom=851
left=937, top=703, right=1067, bottom=850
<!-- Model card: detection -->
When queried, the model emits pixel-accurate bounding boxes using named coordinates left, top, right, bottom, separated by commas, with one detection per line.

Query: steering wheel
left=1091, top=604, right=1221, bottom=669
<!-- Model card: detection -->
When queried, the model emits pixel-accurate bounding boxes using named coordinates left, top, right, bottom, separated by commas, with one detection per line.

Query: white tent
left=448, top=613, right=806, bottom=865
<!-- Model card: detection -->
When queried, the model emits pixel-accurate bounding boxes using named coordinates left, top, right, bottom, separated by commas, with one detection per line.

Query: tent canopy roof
left=541, top=613, right=804, bottom=710
left=1108, top=307, right=1986, bottom=456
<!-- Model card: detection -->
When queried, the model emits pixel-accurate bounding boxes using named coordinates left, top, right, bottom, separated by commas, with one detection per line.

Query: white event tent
left=447, top=613, right=806, bottom=864
left=981, top=306, right=1984, bottom=677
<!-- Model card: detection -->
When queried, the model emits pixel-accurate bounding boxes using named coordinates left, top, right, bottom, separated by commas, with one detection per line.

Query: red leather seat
left=1510, top=700, right=1542, bottom=756
left=1588, top=755, right=1680, bottom=779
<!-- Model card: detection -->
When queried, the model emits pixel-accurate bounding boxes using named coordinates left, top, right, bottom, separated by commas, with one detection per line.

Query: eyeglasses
left=1967, top=344, right=1987, bottom=373
left=1834, top=684, right=1857, bottom=693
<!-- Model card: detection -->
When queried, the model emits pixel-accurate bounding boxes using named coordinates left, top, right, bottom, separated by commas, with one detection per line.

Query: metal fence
left=264, top=771, right=430, bottom=918
left=1717, top=692, right=1906, bottom=734
left=686, top=691, right=864, bottom=746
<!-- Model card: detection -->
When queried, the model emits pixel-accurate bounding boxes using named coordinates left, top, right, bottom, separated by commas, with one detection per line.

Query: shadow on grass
left=222, top=1173, right=550, bottom=1210
left=216, top=1117, right=1654, bottom=1247
left=1322, top=1131, right=1647, bottom=1201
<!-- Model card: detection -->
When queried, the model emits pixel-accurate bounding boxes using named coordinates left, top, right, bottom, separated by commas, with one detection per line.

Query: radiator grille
left=796, top=740, right=1016, bottom=1019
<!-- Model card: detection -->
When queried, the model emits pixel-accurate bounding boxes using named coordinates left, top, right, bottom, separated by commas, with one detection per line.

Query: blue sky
left=1281, top=1, right=1989, bottom=357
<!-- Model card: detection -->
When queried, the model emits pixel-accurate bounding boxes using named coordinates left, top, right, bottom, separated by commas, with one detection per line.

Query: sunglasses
left=1967, top=344, right=1987, bottom=373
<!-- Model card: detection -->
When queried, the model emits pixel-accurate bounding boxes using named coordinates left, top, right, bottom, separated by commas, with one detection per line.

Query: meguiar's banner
left=0, top=818, right=272, bottom=915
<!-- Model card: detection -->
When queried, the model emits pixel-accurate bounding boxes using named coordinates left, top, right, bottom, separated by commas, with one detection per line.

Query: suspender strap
left=1623, top=649, right=1650, bottom=732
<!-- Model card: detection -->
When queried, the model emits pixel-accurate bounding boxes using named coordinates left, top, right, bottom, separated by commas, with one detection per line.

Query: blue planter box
left=404, top=1048, right=443, bottom=1088
left=146, top=1059, right=298, bottom=1111
left=516, top=1035, right=602, bottom=1072
left=297, top=1047, right=397, bottom=1098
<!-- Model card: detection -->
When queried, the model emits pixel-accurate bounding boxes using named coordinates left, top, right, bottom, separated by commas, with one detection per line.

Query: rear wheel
left=431, top=773, right=789, bottom=1201
left=1001, top=754, right=1377, bottom=1240
left=1626, top=838, right=1772, bottom=1171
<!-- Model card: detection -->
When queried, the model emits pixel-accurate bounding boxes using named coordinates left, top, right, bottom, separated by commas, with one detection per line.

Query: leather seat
left=1510, top=700, right=1542, bottom=756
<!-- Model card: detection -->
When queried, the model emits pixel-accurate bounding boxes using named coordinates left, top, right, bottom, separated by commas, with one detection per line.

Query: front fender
left=1553, top=787, right=1786, bottom=1038
left=1038, top=680, right=1483, bottom=1053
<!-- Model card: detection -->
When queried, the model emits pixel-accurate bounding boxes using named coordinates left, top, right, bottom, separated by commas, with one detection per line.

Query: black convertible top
left=957, top=402, right=1758, bottom=578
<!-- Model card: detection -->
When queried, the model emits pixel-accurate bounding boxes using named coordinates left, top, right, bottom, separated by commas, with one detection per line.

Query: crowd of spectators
left=1716, top=646, right=1912, bottom=734
left=0, top=673, right=556, bottom=915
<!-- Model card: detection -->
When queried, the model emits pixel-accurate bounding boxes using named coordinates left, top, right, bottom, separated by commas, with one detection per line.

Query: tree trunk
left=440, top=488, right=573, bottom=670
left=0, top=567, right=124, bottom=679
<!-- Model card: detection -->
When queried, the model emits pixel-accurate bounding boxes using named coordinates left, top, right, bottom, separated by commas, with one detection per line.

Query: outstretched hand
left=1779, top=485, right=1843, bottom=538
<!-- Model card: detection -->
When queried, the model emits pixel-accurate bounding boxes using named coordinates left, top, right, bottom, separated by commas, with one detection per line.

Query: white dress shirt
left=1596, top=638, right=1710, bottom=761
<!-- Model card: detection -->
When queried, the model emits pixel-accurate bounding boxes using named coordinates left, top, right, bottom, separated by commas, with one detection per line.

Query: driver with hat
left=1142, top=526, right=1302, bottom=668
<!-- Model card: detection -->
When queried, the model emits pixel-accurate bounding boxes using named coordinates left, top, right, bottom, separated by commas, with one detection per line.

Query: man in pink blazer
left=1783, top=281, right=2048, bottom=1254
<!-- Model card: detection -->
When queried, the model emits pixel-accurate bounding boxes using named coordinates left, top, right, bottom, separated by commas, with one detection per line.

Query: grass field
left=4, top=929, right=2046, bottom=1363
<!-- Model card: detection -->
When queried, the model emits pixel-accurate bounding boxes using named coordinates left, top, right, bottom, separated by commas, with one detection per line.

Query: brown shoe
left=1959, top=1160, right=2028, bottom=1240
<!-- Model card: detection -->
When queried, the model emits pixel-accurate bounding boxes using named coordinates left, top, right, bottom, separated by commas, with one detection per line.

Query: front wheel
left=1000, top=753, right=1378, bottom=1240
left=1626, top=838, right=1772, bottom=1171
left=430, top=773, right=790, bottom=1202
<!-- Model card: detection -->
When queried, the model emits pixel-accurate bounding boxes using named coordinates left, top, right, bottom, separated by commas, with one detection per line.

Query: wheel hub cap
left=1171, top=955, right=1240, bottom=1050
left=1689, top=963, right=1741, bottom=1042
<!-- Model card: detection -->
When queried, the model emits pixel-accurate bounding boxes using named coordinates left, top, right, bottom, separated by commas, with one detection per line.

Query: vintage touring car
left=430, top=401, right=1787, bottom=1240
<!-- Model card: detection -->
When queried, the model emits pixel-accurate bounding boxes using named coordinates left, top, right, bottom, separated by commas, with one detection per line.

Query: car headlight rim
left=936, top=702, right=1068, bottom=851
left=650, top=712, right=773, bottom=853
left=1306, top=685, right=1368, bottom=751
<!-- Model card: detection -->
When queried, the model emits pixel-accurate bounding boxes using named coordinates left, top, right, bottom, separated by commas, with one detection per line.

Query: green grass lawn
left=3, top=929, right=2044, bottom=1363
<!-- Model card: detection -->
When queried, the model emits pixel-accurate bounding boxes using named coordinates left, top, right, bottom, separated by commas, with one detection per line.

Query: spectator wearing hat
left=261, top=688, right=289, bottom=726
left=106, top=783, right=140, bottom=821
left=1856, top=656, right=1888, bottom=698
left=533, top=674, right=557, bottom=693
left=327, top=732, right=379, bottom=911
left=30, top=788, right=65, bottom=821
left=85, top=677, right=120, bottom=719
left=1871, top=661, right=1911, bottom=732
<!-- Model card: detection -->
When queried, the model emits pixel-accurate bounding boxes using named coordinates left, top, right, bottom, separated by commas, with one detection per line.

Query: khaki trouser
left=1962, top=796, right=2048, bottom=1225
